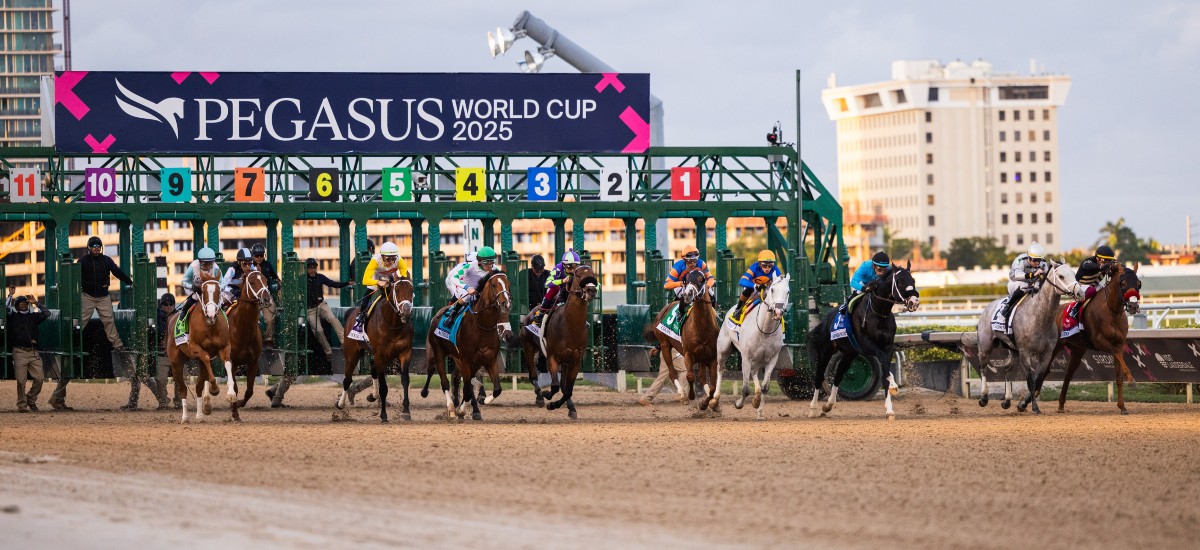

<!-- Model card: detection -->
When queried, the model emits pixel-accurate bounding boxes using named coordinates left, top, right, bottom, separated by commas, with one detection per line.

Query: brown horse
left=165, top=274, right=233, bottom=423
left=421, top=271, right=513, bottom=421
left=1048, top=263, right=1142, bottom=414
left=519, top=265, right=598, bottom=419
left=644, top=270, right=721, bottom=411
left=336, top=276, right=414, bottom=423
left=226, top=270, right=272, bottom=411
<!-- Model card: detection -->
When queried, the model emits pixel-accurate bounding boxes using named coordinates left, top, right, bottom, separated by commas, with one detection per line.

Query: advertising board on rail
left=51, top=71, right=650, bottom=155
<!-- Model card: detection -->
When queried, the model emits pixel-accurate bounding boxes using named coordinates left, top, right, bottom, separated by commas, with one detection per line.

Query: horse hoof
left=889, top=387, right=899, bottom=397
left=978, top=397, right=989, bottom=407
left=401, top=413, right=412, bottom=421
left=752, top=395, right=762, bottom=409
left=420, top=389, right=430, bottom=398
left=380, top=417, right=389, bottom=424
left=472, top=413, right=482, bottom=421
left=1120, top=409, right=1130, bottom=416
left=1001, top=400, right=1011, bottom=410
left=483, top=395, right=495, bottom=405
left=821, top=404, right=833, bottom=414
left=886, top=414, right=895, bottom=422
left=568, top=411, right=578, bottom=421
left=1016, top=403, right=1027, bottom=413
left=734, top=399, right=744, bottom=410
left=547, top=402, right=559, bottom=411
left=535, top=397, right=545, bottom=408
left=367, top=394, right=377, bottom=403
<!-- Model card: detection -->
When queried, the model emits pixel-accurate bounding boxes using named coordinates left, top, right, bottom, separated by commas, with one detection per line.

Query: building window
left=1015, top=172, right=1022, bottom=183
left=1028, top=150, right=1035, bottom=163
left=927, top=194, right=935, bottom=206
left=1003, top=235, right=1010, bottom=246
left=928, top=87, right=939, bottom=101
left=1014, top=110, right=1021, bottom=121
left=835, top=98, right=848, bottom=112
left=1000, top=86, right=1050, bottom=100
left=1043, top=130, right=1050, bottom=141
left=927, top=174, right=934, bottom=185
left=999, top=110, right=1006, bottom=121
left=1000, top=152, right=1007, bottom=162
left=1000, top=172, right=1008, bottom=183
left=1016, top=193, right=1023, bottom=204
left=1002, top=214, right=1009, bottom=224
left=1045, top=171, right=1052, bottom=182
left=1044, top=151, right=1051, bottom=162
left=1000, top=131, right=1007, bottom=142
left=1032, top=213, right=1039, bottom=224
left=925, top=132, right=932, bottom=143
left=1043, top=109, right=1050, bottom=120
left=925, top=111, right=932, bottom=123
left=1046, top=212, right=1053, bottom=223
left=1001, top=193, right=1009, bottom=204
left=1017, top=213, right=1024, bottom=224
left=1032, top=233, right=1039, bottom=243
left=893, top=89, right=908, bottom=104
left=1015, top=131, right=1021, bottom=142
left=1017, top=234, right=1025, bottom=245
left=928, top=215, right=935, bottom=227
left=1045, top=192, right=1052, bottom=203
left=1029, top=130, right=1036, bottom=141
left=1028, top=109, right=1035, bottom=120
left=1031, top=172, right=1038, bottom=183
left=926, top=153, right=933, bottom=164
left=1015, top=151, right=1022, bottom=162
left=1046, top=233, right=1053, bottom=244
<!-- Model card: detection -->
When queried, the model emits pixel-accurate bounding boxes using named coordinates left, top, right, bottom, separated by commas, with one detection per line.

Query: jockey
left=1076, top=244, right=1118, bottom=299
left=351, top=241, right=410, bottom=329
left=850, top=251, right=891, bottom=296
left=736, top=250, right=782, bottom=312
left=220, top=248, right=255, bottom=305
left=663, top=245, right=714, bottom=300
left=530, top=249, right=580, bottom=326
left=179, top=247, right=222, bottom=318
left=445, top=246, right=500, bottom=320
left=1001, top=241, right=1050, bottom=321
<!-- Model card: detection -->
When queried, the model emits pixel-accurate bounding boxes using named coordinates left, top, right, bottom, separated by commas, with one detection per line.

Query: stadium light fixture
left=488, top=27, right=525, bottom=58
left=517, top=48, right=556, bottom=74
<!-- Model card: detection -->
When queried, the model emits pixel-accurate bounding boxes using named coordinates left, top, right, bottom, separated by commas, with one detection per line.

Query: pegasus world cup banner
left=52, top=72, right=650, bottom=155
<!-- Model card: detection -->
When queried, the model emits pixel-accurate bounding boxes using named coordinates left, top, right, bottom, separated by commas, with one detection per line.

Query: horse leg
left=756, top=351, right=782, bottom=421
left=561, top=361, right=581, bottom=420
left=221, top=348, right=240, bottom=422
left=1020, top=365, right=1042, bottom=415
left=1057, top=347, right=1084, bottom=413
left=822, top=353, right=853, bottom=415
left=1113, top=352, right=1131, bottom=415
left=683, top=353, right=697, bottom=405
left=466, top=364, right=482, bottom=421
left=709, top=364, right=723, bottom=414
left=429, top=345, right=454, bottom=419
left=523, top=336, right=544, bottom=407
left=734, top=356, right=751, bottom=410
left=485, top=356, right=502, bottom=405
left=884, top=370, right=898, bottom=420
left=1001, top=378, right=1013, bottom=410
left=543, top=356, right=561, bottom=402
left=809, top=349, right=831, bottom=418
left=172, top=361, right=189, bottom=424
left=194, top=352, right=214, bottom=420
left=978, top=370, right=990, bottom=407
left=376, top=367, right=390, bottom=424
left=399, top=354, right=412, bottom=421
left=236, top=357, right=257, bottom=409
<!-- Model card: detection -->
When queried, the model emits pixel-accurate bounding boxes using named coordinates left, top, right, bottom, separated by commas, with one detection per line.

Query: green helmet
left=476, top=246, right=497, bottom=261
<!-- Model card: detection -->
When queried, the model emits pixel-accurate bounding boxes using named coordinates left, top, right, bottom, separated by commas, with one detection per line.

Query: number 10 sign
left=84, top=168, right=117, bottom=203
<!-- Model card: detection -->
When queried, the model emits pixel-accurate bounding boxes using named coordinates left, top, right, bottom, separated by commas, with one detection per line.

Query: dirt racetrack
left=1, top=380, right=1198, bottom=549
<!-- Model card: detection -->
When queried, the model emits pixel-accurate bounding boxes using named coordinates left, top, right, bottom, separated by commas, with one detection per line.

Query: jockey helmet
left=306, top=258, right=318, bottom=268
left=476, top=246, right=498, bottom=264
left=1028, top=242, right=1046, bottom=260
left=236, top=248, right=253, bottom=262
left=561, top=249, right=581, bottom=266
left=251, top=243, right=266, bottom=256
left=871, top=251, right=890, bottom=267
left=1095, top=245, right=1115, bottom=260
left=197, top=247, right=216, bottom=261
left=380, top=242, right=400, bottom=257
left=757, top=250, right=776, bottom=262
left=683, top=245, right=700, bottom=262
left=87, top=236, right=103, bottom=249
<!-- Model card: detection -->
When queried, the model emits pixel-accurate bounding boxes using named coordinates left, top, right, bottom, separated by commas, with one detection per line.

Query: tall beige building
left=822, top=59, right=1071, bottom=257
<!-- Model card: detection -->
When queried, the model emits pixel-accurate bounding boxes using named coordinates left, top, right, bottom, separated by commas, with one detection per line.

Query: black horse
left=807, top=262, right=920, bottom=419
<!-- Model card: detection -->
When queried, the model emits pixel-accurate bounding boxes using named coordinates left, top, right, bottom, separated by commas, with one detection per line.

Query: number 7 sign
left=671, top=167, right=701, bottom=200
left=234, top=167, right=266, bottom=202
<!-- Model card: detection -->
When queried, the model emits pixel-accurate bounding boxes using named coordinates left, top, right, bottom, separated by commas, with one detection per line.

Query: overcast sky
left=67, top=0, right=1200, bottom=250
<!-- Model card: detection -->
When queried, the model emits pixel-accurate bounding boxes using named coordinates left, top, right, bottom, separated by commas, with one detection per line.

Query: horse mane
left=474, top=269, right=505, bottom=294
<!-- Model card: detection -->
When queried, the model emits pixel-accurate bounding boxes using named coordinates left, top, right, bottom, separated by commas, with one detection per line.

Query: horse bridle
left=199, top=279, right=221, bottom=320
left=468, top=274, right=513, bottom=332
left=566, top=266, right=598, bottom=302
left=243, top=271, right=272, bottom=308
left=379, top=276, right=414, bottom=315
left=755, top=277, right=788, bottom=335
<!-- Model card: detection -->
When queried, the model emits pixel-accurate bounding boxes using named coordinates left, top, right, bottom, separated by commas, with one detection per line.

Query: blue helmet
left=561, top=249, right=580, bottom=265
left=197, top=247, right=216, bottom=261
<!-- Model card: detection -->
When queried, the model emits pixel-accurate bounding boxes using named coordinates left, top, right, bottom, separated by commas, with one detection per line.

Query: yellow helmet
left=757, top=250, right=776, bottom=262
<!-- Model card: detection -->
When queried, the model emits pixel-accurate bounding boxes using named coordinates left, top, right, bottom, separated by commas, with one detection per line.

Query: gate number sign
left=382, top=167, right=414, bottom=202
left=599, top=168, right=630, bottom=201
left=308, top=168, right=340, bottom=202
left=160, top=167, right=192, bottom=203
left=455, top=168, right=486, bottom=202
left=526, top=167, right=557, bottom=201
left=234, top=167, right=266, bottom=202
left=7, top=168, right=41, bottom=203
left=671, top=167, right=701, bottom=201
left=84, top=167, right=117, bottom=203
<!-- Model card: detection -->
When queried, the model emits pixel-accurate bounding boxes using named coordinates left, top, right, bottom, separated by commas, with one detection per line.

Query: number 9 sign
left=526, top=167, right=557, bottom=201
left=308, top=168, right=339, bottom=202
left=160, top=168, right=192, bottom=203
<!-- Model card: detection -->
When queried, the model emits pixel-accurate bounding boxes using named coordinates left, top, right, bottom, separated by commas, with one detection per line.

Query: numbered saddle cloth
left=728, top=300, right=759, bottom=327
left=829, top=309, right=851, bottom=341
left=1060, top=299, right=1089, bottom=338
left=173, top=310, right=190, bottom=345
left=655, top=303, right=687, bottom=343
left=433, top=305, right=468, bottom=346
left=347, top=295, right=385, bottom=342
left=991, top=297, right=1011, bottom=334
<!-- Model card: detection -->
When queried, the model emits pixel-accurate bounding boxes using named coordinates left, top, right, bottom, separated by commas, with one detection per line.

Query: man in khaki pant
left=638, top=349, right=689, bottom=406
left=267, top=258, right=351, bottom=408
left=79, top=236, right=133, bottom=351
left=7, top=292, right=50, bottom=412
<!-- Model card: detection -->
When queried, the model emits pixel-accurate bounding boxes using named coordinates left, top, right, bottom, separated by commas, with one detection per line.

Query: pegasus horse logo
left=114, top=79, right=185, bottom=138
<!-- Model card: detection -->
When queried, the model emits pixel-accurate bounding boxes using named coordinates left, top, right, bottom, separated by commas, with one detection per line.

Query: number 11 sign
left=671, top=167, right=701, bottom=200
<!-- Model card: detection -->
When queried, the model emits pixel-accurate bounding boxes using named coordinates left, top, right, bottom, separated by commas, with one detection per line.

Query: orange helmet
left=682, top=245, right=700, bottom=261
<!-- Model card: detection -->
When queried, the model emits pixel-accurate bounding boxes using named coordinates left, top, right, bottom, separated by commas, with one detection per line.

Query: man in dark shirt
left=526, top=254, right=549, bottom=310
left=304, top=258, right=352, bottom=359
left=7, top=290, right=51, bottom=412
left=79, top=236, right=133, bottom=351
left=250, top=243, right=281, bottom=346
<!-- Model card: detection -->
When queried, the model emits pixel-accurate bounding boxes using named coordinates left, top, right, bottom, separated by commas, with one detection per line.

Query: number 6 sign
left=84, top=167, right=117, bottom=203
left=671, top=167, right=701, bottom=201
left=307, top=168, right=340, bottom=202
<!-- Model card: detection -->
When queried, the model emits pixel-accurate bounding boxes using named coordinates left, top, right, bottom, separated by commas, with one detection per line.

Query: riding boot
left=353, top=292, right=374, bottom=329
left=1003, top=288, right=1026, bottom=322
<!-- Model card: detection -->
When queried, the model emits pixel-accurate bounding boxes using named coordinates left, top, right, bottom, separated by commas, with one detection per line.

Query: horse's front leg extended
left=399, top=356, right=412, bottom=421
left=1001, top=378, right=1013, bottom=410
left=485, top=356, right=502, bottom=405
left=376, top=368, right=390, bottom=424
left=884, top=371, right=898, bottom=420
left=542, top=356, right=561, bottom=403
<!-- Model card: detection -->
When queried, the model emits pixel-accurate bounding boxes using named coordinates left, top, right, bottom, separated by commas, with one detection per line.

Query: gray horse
left=716, top=274, right=790, bottom=420
left=976, top=259, right=1082, bottom=414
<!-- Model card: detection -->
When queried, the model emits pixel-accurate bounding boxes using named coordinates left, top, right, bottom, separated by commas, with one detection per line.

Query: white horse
left=716, top=274, right=790, bottom=420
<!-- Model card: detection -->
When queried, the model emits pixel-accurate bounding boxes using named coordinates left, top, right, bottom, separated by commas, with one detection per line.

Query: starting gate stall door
left=502, top=252, right=527, bottom=374
left=278, top=254, right=308, bottom=376
left=715, top=250, right=745, bottom=314
left=0, top=264, right=7, bottom=379
left=428, top=252, right=454, bottom=310
left=53, top=255, right=83, bottom=378
left=582, top=256, right=604, bottom=372
left=643, top=251, right=670, bottom=315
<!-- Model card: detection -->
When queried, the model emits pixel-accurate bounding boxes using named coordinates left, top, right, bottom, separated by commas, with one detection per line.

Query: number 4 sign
left=671, top=167, right=701, bottom=201
left=455, top=168, right=486, bottom=202
left=599, top=168, right=629, bottom=201
left=8, top=168, right=41, bottom=203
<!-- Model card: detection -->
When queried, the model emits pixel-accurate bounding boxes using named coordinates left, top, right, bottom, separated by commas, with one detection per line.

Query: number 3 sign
left=671, top=167, right=701, bottom=201
left=526, top=167, right=557, bottom=201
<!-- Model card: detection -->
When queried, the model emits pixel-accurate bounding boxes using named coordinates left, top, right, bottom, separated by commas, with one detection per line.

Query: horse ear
left=905, top=260, right=911, bottom=271
left=1133, top=262, right=1140, bottom=273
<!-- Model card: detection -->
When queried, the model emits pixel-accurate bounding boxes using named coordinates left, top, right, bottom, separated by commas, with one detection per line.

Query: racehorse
left=975, top=259, right=1082, bottom=414
left=226, top=270, right=272, bottom=411
left=164, top=274, right=233, bottom=423
left=336, top=276, right=414, bottom=423
left=421, top=271, right=513, bottom=421
left=717, top=273, right=790, bottom=420
left=644, top=270, right=721, bottom=412
left=519, top=265, right=598, bottom=419
left=1047, top=263, right=1142, bottom=414
left=808, top=262, right=919, bottom=420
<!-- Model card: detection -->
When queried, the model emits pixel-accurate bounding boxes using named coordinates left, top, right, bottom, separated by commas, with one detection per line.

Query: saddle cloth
left=655, top=303, right=687, bottom=344
left=830, top=309, right=851, bottom=341
left=1060, top=299, right=1089, bottom=338
left=433, top=304, right=468, bottom=346
left=347, top=294, right=385, bottom=342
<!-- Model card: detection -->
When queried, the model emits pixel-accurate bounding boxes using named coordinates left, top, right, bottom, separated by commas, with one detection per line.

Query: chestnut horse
left=165, top=275, right=232, bottom=423
left=421, top=271, right=513, bottom=421
left=226, top=270, right=273, bottom=411
left=1047, top=263, right=1142, bottom=414
left=645, top=270, right=721, bottom=411
left=520, top=265, right=598, bottom=419
left=336, top=276, right=414, bottom=423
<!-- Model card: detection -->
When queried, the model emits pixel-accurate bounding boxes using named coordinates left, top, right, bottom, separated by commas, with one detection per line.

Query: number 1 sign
left=84, top=168, right=117, bottom=203
left=671, top=167, right=701, bottom=200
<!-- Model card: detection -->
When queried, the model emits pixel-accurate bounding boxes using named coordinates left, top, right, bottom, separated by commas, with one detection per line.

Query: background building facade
left=0, top=0, right=58, bottom=148
left=823, top=59, right=1071, bottom=259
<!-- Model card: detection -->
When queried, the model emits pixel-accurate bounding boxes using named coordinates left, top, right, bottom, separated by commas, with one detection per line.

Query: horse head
left=681, top=269, right=709, bottom=305
left=383, top=276, right=414, bottom=323
left=877, top=261, right=920, bottom=312
left=1046, top=260, right=1084, bottom=299
left=764, top=273, right=791, bottom=321
left=571, top=265, right=599, bottom=303
left=242, top=270, right=273, bottom=309
left=1118, top=263, right=1142, bottom=314
left=199, top=277, right=221, bottom=323
left=477, top=271, right=513, bottom=340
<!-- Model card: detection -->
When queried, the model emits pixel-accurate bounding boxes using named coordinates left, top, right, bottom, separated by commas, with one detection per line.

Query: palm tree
left=1095, top=218, right=1127, bottom=248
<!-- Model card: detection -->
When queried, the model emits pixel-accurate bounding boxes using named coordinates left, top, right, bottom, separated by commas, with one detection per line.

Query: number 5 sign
left=160, top=168, right=192, bottom=203
left=671, top=167, right=701, bottom=201
left=382, top=167, right=414, bottom=202
left=7, top=168, right=42, bottom=203
left=526, top=167, right=557, bottom=201
left=84, top=167, right=117, bottom=203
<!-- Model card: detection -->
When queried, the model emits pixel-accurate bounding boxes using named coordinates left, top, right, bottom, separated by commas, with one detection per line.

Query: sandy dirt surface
left=1, top=380, right=1198, bottom=549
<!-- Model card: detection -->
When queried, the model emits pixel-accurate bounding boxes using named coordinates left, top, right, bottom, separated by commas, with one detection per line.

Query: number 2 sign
left=160, top=168, right=192, bottom=203
left=84, top=168, right=117, bottom=203
left=671, top=167, right=701, bottom=201
left=599, top=168, right=629, bottom=201
left=234, top=167, right=265, bottom=202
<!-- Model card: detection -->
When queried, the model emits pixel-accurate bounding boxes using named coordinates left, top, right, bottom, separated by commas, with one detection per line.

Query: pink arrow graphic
left=55, top=71, right=90, bottom=120
left=619, top=107, right=649, bottom=154
left=595, top=73, right=625, bottom=93
left=199, top=72, right=220, bottom=84
left=171, top=72, right=191, bottom=84
left=84, top=134, right=115, bottom=154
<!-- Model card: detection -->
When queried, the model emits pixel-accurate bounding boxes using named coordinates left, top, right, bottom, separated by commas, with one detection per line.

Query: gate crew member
left=305, top=258, right=352, bottom=360
left=7, top=289, right=52, bottom=413
left=80, top=236, right=133, bottom=351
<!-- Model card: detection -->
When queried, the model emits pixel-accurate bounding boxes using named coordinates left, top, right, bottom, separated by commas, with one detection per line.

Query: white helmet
left=380, top=242, right=400, bottom=256
left=1028, top=242, right=1046, bottom=260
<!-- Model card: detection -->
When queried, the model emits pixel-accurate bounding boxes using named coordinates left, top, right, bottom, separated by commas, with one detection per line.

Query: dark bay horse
left=1048, top=263, right=1142, bottom=414
left=808, top=262, right=919, bottom=419
left=336, top=276, right=414, bottom=423
left=644, top=270, right=720, bottom=410
left=421, top=271, right=513, bottom=421
left=519, top=265, right=598, bottom=419
left=165, top=275, right=232, bottom=423
left=226, top=270, right=273, bottom=412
